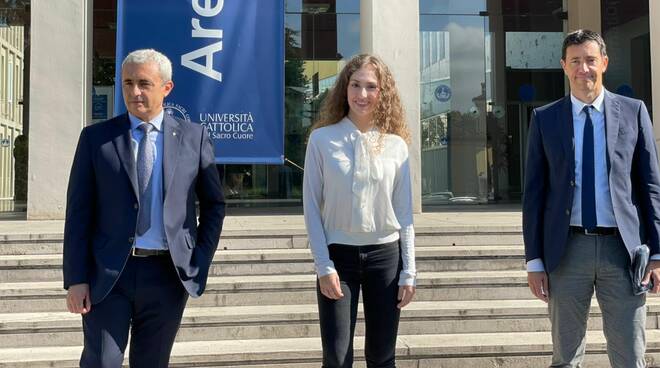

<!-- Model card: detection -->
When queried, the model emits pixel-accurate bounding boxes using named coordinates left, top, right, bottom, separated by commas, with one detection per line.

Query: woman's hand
left=319, top=273, right=344, bottom=300
left=397, top=285, right=415, bottom=309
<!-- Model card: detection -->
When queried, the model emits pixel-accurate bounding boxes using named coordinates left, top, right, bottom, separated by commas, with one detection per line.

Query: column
left=567, top=0, right=601, bottom=33
left=650, top=0, right=660, bottom=148
left=361, top=0, right=422, bottom=213
left=27, top=0, right=92, bottom=219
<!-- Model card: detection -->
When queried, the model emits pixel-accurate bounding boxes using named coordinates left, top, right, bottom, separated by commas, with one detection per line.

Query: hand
left=527, top=271, right=549, bottom=303
left=318, top=273, right=344, bottom=300
left=66, top=283, right=91, bottom=314
left=397, top=285, right=415, bottom=309
left=643, top=260, right=660, bottom=293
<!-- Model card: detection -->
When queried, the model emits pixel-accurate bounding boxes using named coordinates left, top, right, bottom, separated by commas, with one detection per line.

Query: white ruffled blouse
left=303, top=117, right=416, bottom=286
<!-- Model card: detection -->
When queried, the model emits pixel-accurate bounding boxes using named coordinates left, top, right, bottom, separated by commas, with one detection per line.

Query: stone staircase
left=1, top=224, right=660, bottom=367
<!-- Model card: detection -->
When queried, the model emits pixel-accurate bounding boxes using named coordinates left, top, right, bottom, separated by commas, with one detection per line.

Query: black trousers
left=317, top=241, right=402, bottom=368
left=80, top=255, right=188, bottom=368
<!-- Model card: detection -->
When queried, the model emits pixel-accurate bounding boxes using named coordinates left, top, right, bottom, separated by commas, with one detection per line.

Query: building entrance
left=0, top=0, right=28, bottom=215
left=420, top=0, right=565, bottom=206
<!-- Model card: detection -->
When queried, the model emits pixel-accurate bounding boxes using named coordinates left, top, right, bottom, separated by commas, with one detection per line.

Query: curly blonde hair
left=311, top=54, right=410, bottom=144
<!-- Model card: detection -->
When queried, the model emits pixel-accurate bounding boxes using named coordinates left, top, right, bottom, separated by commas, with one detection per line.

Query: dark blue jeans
left=317, top=241, right=402, bottom=368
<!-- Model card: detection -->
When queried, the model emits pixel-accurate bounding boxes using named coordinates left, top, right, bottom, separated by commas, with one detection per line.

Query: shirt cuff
left=398, top=270, right=416, bottom=286
left=526, top=258, right=546, bottom=272
left=650, top=254, right=660, bottom=261
left=398, top=224, right=416, bottom=287
left=316, top=264, right=337, bottom=278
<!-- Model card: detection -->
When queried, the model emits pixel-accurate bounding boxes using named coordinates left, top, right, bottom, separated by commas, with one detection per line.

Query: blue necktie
left=136, top=123, right=154, bottom=235
left=582, top=106, right=597, bottom=231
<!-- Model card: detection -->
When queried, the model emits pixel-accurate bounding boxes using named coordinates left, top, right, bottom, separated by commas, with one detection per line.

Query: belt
left=570, top=226, right=618, bottom=236
left=131, top=247, right=170, bottom=257
left=329, top=241, right=399, bottom=252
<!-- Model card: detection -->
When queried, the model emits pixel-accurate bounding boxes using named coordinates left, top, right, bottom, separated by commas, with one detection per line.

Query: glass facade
left=601, top=0, right=651, bottom=114
left=261, top=0, right=359, bottom=207
left=83, top=0, right=652, bottom=211
left=419, top=0, right=651, bottom=207
left=420, top=0, right=565, bottom=206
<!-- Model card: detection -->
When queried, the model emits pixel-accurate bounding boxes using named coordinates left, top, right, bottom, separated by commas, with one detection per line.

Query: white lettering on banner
left=201, top=112, right=256, bottom=141
left=200, top=112, right=254, bottom=123
left=182, top=0, right=224, bottom=82
left=202, top=122, right=254, bottom=132
left=192, top=0, right=224, bottom=17
left=192, top=19, right=222, bottom=38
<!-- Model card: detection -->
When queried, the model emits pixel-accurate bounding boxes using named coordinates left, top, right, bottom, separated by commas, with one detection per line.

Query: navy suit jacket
left=63, top=113, right=225, bottom=304
left=523, top=90, right=660, bottom=273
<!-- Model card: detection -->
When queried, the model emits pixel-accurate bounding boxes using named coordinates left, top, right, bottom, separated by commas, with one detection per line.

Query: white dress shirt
left=303, top=117, right=416, bottom=286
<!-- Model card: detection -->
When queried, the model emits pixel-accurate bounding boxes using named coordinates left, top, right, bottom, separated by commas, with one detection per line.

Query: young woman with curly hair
left=303, top=54, right=416, bottom=368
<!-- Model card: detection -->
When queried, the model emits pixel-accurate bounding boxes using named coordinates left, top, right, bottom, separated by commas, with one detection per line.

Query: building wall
left=23, top=1, right=658, bottom=218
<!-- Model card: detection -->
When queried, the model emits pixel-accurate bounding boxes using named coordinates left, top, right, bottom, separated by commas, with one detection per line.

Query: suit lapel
left=162, top=113, right=182, bottom=200
left=560, top=96, right=575, bottom=174
left=603, top=89, right=620, bottom=172
left=112, top=114, right=139, bottom=199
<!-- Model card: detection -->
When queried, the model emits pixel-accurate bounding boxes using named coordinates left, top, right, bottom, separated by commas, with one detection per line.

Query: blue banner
left=115, top=0, right=284, bottom=164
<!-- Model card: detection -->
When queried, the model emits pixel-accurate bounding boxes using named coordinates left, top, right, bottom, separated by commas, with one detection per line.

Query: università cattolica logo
left=164, top=102, right=191, bottom=122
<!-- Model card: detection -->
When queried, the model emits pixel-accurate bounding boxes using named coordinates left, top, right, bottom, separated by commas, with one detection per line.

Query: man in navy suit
left=523, top=30, right=660, bottom=367
left=63, top=49, right=225, bottom=367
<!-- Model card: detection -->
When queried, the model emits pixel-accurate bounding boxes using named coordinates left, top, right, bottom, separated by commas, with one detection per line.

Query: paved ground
left=0, top=210, right=522, bottom=235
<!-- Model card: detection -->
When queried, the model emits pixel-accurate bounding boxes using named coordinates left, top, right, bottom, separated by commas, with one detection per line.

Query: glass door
left=420, top=14, right=489, bottom=205
left=0, top=1, right=28, bottom=215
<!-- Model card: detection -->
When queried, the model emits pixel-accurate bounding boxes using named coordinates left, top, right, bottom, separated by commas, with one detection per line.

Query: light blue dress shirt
left=527, top=89, right=617, bottom=272
left=569, top=90, right=617, bottom=228
left=129, top=111, right=167, bottom=250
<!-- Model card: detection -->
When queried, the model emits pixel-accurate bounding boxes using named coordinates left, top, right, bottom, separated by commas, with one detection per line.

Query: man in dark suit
left=523, top=30, right=660, bottom=367
left=63, top=49, right=225, bottom=367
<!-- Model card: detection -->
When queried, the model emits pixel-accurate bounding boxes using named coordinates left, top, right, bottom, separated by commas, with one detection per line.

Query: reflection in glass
left=601, top=0, right=651, bottom=113
left=419, top=0, right=485, bottom=15
left=336, top=0, right=360, bottom=14
left=505, top=32, right=563, bottom=69
left=220, top=6, right=360, bottom=207
left=420, top=15, right=488, bottom=205
left=420, top=1, right=566, bottom=206
left=285, top=0, right=302, bottom=13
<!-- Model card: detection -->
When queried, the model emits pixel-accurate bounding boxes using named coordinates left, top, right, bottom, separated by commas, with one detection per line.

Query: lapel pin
left=173, top=132, right=177, bottom=136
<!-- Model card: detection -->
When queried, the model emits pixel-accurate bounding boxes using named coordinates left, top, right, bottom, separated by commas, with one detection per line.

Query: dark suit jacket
left=63, top=113, right=225, bottom=304
left=523, top=90, right=660, bottom=273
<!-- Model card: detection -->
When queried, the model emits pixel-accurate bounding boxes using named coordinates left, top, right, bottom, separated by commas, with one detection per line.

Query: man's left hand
left=642, top=260, right=660, bottom=293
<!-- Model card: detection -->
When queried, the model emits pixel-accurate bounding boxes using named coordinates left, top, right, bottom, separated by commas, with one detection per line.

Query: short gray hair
left=122, top=49, right=172, bottom=82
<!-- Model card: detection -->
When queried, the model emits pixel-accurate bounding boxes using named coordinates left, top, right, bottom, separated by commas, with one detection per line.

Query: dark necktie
left=137, top=123, right=155, bottom=235
left=582, top=106, right=597, bottom=231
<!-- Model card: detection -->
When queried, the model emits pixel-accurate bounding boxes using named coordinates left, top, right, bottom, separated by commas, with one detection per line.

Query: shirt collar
left=341, top=116, right=378, bottom=135
left=128, top=110, right=164, bottom=132
left=570, top=88, right=605, bottom=116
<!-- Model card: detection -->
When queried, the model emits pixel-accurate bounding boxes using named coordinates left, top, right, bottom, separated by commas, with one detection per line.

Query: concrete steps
left=0, top=270, right=535, bottom=313
left=0, top=228, right=523, bottom=255
left=3, top=299, right=660, bottom=349
left=1, top=222, right=658, bottom=367
left=0, top=245, right=526, bottom=282
left=2, top=331, right=660, bottom=367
